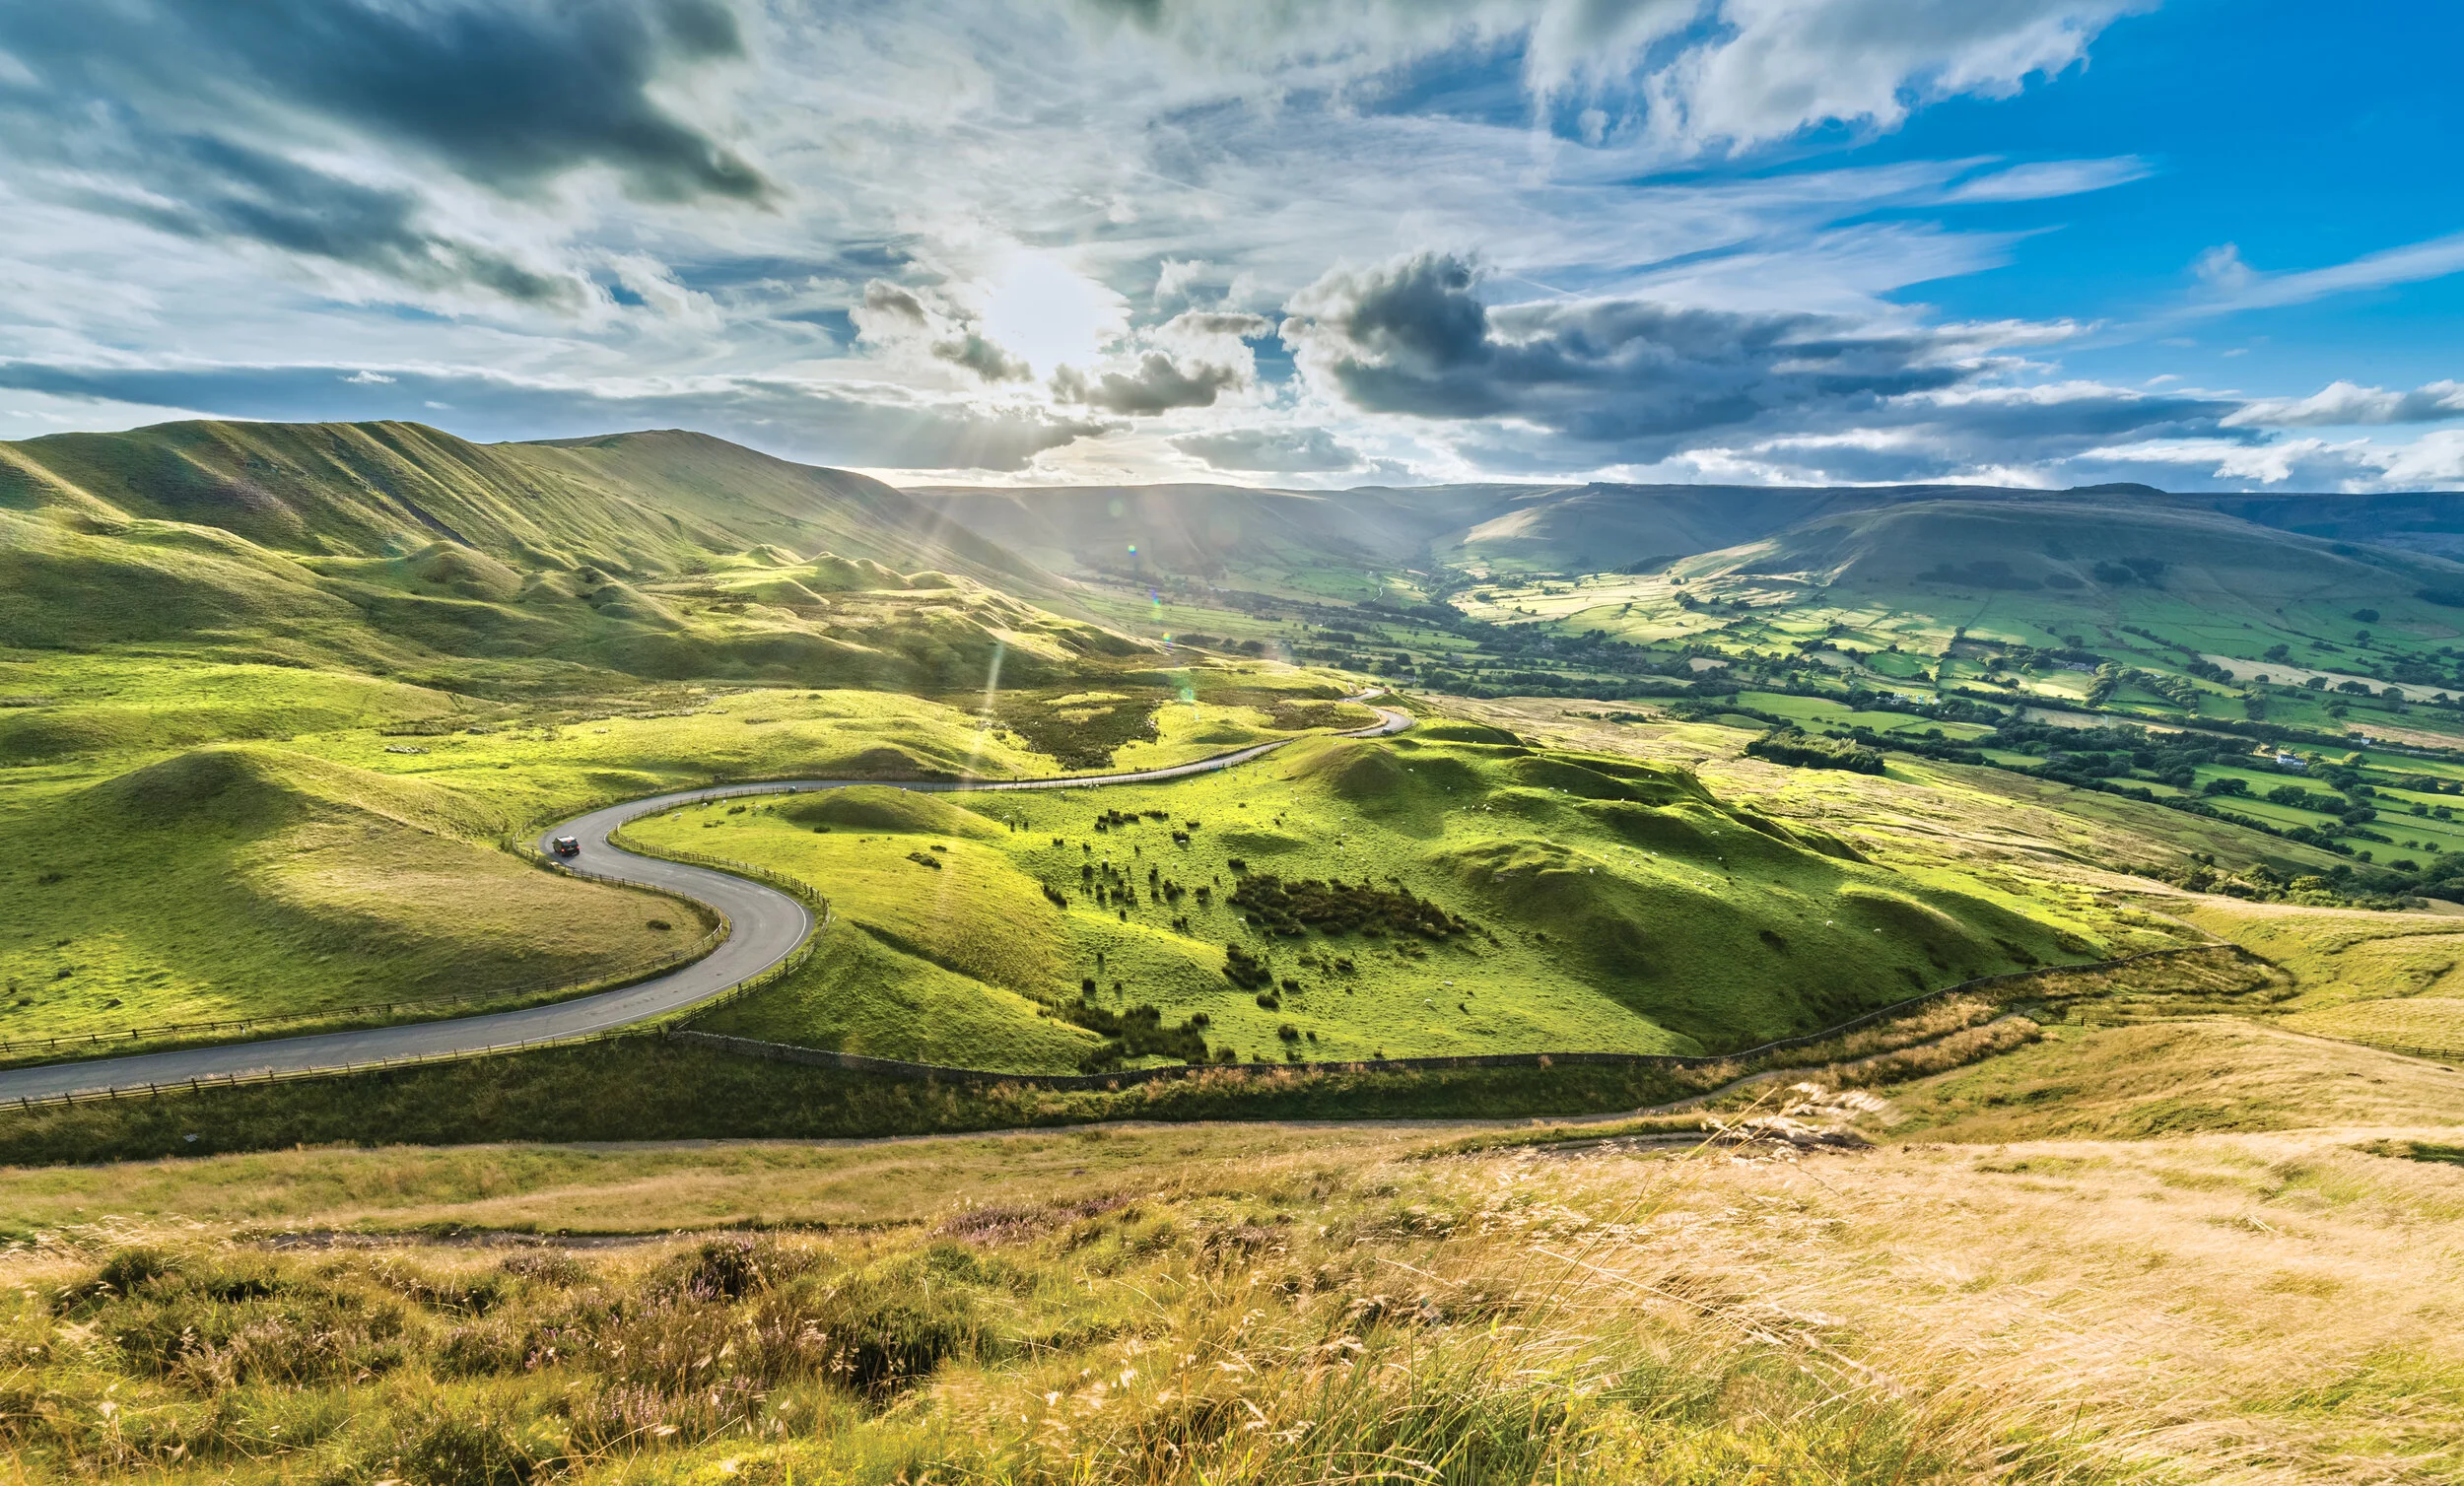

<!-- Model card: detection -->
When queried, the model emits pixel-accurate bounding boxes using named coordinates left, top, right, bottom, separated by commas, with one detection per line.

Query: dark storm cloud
left=932, top=331, right=1033, bottom=383
left=0, top=0, right=764, bottom=301
left=84, top=136, right=579, bottom=305
left=1281, top=252, right=2242, bottom=464
left=0, top=360, right=1112, bottom=473
left=1164, top=311, right=1276, bottom=338
left=1054, top=354, right=1242, bottom=414
left=860, top=281, right=933, bottom=325
left=1172, top=427, right=1359, bottom=472
left=1282, top=252, right=1965, bottom=447
left=1, top=0, right=767, bottom=202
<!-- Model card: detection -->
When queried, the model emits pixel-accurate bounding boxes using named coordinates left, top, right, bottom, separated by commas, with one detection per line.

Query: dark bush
left=1222, top=943, right=1272, bottom=989
left=1061, top=1001, right=1211, bottom=1070
left=1229, top=874, right=1470, bottom=938
left=1743, top=726, right=1884, bottom=776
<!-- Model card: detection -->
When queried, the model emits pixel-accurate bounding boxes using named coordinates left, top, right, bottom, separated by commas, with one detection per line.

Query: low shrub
left=1230, top=873, right=1471, bottom=938
left=1744, top=726, right=1885, bottom=775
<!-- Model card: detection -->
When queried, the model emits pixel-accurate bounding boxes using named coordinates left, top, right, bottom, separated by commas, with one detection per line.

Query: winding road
left=0, top=702, right=1410, bottom=1105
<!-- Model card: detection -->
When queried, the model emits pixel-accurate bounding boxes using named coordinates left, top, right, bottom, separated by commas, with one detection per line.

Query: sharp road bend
left=0, top=699, right=1412, bottom=1105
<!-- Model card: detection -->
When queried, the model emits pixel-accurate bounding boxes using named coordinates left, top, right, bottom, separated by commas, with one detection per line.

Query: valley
left=9, top=420, right=2464, bottom=1483
left=12, top=419, right=2464, bottom=1085
left=18, top=7, right=2464, bottom=1479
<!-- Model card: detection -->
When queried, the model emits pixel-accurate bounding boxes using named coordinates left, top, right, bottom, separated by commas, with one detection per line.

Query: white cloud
left=2366, top=429, right=2464, bottom=488
left=2185, top=232, right=2464, bottom=315
left=1642, top=0, right=2141, bottom=155
left=8, top=0, right=2449, bottom=493
left=1941, top=156, right=2150, bottom=202
left=2193, top=242, right=2251, bottom=292
left=2225, top=379, right=2464, bottom=429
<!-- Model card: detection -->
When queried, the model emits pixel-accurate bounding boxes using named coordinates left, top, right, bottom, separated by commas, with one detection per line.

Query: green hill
left=907, top=482, right=1505, bottom=599
left=0, top=743, right=690, bottom=1042
left=0, top=421, right=1043, bottom=587
left=1693, top=494, right=2464, bottom=614
left=14, top=419, right=2464, bottom=1074
left=910, top=476, right=2464, bottom=610
left=650, top=728, right=2089, bottom=1072
left=0, top=420, right=1145, bottom=693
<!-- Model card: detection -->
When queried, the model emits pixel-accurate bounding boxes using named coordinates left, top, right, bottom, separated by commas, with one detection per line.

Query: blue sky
left=1, top=0, right=2460, bottom=490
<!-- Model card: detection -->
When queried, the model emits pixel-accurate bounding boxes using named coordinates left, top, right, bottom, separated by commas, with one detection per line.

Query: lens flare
left=963, top=640, right=1006, bottom=777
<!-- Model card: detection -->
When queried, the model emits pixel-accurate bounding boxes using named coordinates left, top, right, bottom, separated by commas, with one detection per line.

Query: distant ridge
left=913, top=474, right=2464, bottom=577
left=0, top=419, right=1052, bottom=590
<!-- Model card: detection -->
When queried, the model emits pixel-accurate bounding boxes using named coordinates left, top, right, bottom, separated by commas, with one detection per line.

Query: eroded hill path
left=0, top=701, right=1409, bottom=1104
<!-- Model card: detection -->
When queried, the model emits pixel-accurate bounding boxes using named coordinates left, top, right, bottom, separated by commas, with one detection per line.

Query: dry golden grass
left=1882, top=1017, right=2464, bottom=1141
left=2176, top=898, right=2464, bottom=1010
left=1509, top=1123, right=2464, bottom=1482
left=8, top=1107, right=2462, bottom=1483
left=2284, top=996, right=2464, bottom=1052
left=0, top=1122, right=1479, bottom=1239
left=6, top=921, right=2461, bottom=1481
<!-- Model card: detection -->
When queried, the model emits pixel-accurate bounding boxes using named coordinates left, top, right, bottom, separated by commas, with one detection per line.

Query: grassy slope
left=0, top=420, right=1150, bottom=709
left=0, top=1120, right=1460, bottom=1236
left=905, top=481, right=1506, bottom=599
left=0, top=664, right=1378, bottom=1046
left=0, top=1038, right=1716, bottom=1165
left=1882, top=1017, right=2464, bottom=1140
left=2284, top=995, right=2464, bottom=1048
left=2171, top=896, right=2464, bottom=1008
left=13, top=439, right=2459, bottom=1089
left=644, top=727, right=2087, bottom=1071
left=0, top=421, right=1365, bottom=1046
left=1414, top=698, right=2246, bottom=941
left=4, top=1008, right=2462, bottom=1482
left=0, top=1139, right=2214, bottom=1486
left=2, top=421, right=1043, bottom=592
left=0, top=744, right=688, bottom=1040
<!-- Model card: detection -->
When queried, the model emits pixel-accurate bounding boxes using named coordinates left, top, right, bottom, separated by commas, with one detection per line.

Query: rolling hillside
left=0, top=420, right=1143, bottom=693
left=644, top=723, right=2100, bottom=1072
left=13, top=418, right=2464, bottom=1080
left=1439, top=481, right=2464, bottom=578
left=915, top=475, right=2464, bottom=588
left=1, top=421, right=1043, bottom=587
left=1688, top=493, right=2464, bottom=622
left=906, top=482, right=1498, bottom=597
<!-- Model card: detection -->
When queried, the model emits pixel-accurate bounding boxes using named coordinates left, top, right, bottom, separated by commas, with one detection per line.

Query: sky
left=2, top=0, right=2461, bottom=492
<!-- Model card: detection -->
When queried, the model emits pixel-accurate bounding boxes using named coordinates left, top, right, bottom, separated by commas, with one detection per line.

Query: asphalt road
left=0, top=702, right=1410, bottom=1104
